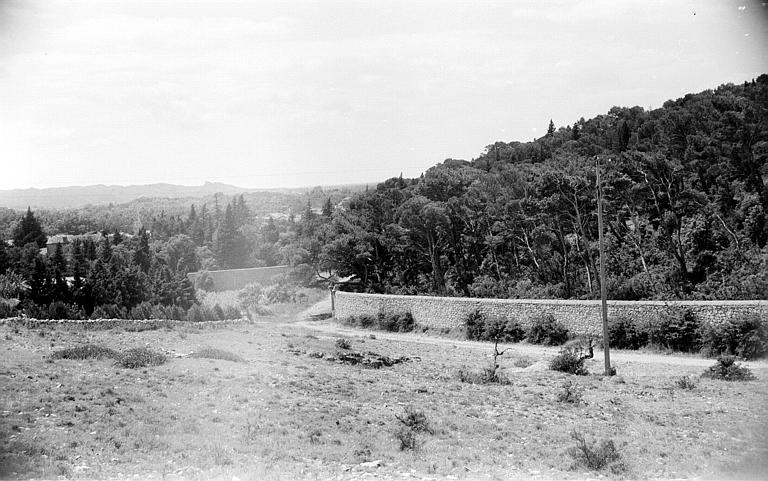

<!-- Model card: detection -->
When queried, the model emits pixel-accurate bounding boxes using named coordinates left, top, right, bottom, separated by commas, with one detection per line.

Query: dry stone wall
left=187, top=265, right=290, bottom=292
left=334, top=292, right=768, bottom=335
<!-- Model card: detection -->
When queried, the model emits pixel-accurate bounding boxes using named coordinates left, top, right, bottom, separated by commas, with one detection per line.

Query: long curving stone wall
left=334, top=292, right=768, bottom=335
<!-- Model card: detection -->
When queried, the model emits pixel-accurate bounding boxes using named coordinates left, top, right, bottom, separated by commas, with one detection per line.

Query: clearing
left=1, top=298, right=767, bottom=480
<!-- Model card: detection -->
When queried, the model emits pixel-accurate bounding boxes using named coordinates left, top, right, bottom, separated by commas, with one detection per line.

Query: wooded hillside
left=301, top=76, right=768, bottom=300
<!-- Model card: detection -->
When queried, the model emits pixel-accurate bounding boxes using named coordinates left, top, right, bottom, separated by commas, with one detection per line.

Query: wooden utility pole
left=596, top=156, right=612, bottom=375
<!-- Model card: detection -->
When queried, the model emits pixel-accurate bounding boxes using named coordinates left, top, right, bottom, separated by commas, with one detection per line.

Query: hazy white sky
left=0, top=0, right=766, bottom=190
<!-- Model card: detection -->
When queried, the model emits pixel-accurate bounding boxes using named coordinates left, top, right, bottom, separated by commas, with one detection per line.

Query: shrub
left=0, top=300, right=17, bottom=318
left=48, top=302, right=85, bottom=320
left=675, top=376, right=696, bottom=390
left=90, top=304, right=128, bottom=319
left=528, top=313, right=569, bottom=346
left=246, top=305, right=274, bottom=318
left=117, top=347, right=168, bottom=369
left=394, top=406, right=433, bottom=451
left=52, top=344, right=119, bottom=360
left=129, top=302, right=155, bottom=320
left=163, top=305, right=188, bottom=321
left=464, top=310, right=526, bottom=342
left=648, top=308, right=701, bottom=352
left=186, top=303, right=218, bottom=322
left=194, top=270, right=215, bottom=292
left=378, top=311, right=415, bottom=332
left=700, top=314, right=768, bottom=360
left=237, top=283, right=265, bottom=311
left=456, top=365, right=512, bottom=385
left=335, top=338, right=351, bottom=350
left=556, top=380, right=584, bottom=404
left=396, top=406, right=433, bottom=434
left=701, top=355, right=756, bottom=381
left=395, top=426, right=418, bottom=451
left=341, top=312, right=414, bottom=332
left=567, top=430, right=626, bottom=474
left=607, top=315, right=648, bottom=350
left=190, top=347, right=245, bottom=363
left=212, top=304, right=226, bottom=321
left=483, top=316, right=526, bottom=342
left=550, top=346, right=589, bottom=375
left=465, top=310, right=486, bottom=341
left=263, top=283, right=298, bottom=304
left=223, top=305, right=242, bottom=319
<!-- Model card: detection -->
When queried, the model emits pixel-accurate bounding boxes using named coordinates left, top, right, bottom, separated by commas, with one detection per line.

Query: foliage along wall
left=334, top=291, right=768, bottom=335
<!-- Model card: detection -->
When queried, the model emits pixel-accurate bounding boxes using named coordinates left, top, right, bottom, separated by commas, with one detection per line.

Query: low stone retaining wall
left=187, top=266, right=290, bottom=292
left=0, top=317, right=250, bottom=330
left=334, top=292, right=768, bottom=335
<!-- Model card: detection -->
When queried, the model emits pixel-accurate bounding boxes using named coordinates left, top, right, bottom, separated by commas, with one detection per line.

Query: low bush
left=263, top=283, right=299, bottom=304
left=550, top=340, right=593, bottom=375
left=223, top=305, right=242, bottom=319
left=341, top=311, right=415, bottom=332
left=90, top=304, right=128, bottom=320
left=465, top=310, right=485, bottom=340
left=237, top=283, right=265, bottom=311
left=527, top=313, right=569, bottom=346
left=246, top=305, right=274, bottom=318
left=212, top=304, right=226, bottom=321
left=464, top=310, right=525, bottom=342
left=394, top=406, right=433, bottom=451
left=0, top=300, right=18, bottom=318
left=456, top=365, right=512, bottom=385
left=675, top=376, right=696, bottom=390
left=186, top=303, right=218, bottom=322
left=52, top=344, right=119, bottom=360
left=395, top=426, right=418, bottom=451
left=550, top=349, right=588, bottom=375
left=335, top=338, right=351, bottom=350
left=189, top=347, right=245, bottom=363
left=129, top=302, right=156, bottom=320
left=567, top=430, right=626, bottom=474
left=648, top=308, right=701, bottom=352
left=48, top=302, right=85, bottom=320
left=378, top=311, right=415, bottom=332
left=556, top=380, right=584, bottom=404
left=117, top=347, right=168, bottom=369
left=194, top=270, right=215, bottom=292
left=607, top=315, right=648, bottom=350
left=701, top=355, right=756, bottom=381
left=699, top=314, right=768, bottom=360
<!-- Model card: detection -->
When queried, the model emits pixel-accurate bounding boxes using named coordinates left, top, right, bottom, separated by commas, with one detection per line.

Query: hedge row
left=609, top=310, right=767, bottom=359
left=463, top=308, right=767, bottom=359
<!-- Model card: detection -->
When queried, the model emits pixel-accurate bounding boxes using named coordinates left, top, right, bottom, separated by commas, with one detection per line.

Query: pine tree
left=322, top=197, right=333, bottom=217
left=134, top=228, right=151, bottom=273
left=97, top=235, right=112, bottom=263
left=547, top=119, right=556, bottom=136
left=0, top=236, right=9, bottom=273
left=13, top=207, right=47, bottom=248
left=30, top=256, right=52, bottom=305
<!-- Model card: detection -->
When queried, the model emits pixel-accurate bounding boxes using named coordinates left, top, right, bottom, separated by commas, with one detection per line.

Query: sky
left=0, top=0, right=766, bottom=190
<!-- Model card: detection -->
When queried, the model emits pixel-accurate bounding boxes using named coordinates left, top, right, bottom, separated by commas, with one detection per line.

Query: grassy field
left=1, top=302, right=767, bottom=480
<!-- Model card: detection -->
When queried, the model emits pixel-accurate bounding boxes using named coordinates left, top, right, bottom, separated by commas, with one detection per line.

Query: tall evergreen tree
left=13, top=207, right=47, bottom=248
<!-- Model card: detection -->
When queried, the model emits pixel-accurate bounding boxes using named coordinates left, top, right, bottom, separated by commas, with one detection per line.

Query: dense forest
left=1, top=76, right=767, bottom=320
left=305, top=76, right=768, bottom=300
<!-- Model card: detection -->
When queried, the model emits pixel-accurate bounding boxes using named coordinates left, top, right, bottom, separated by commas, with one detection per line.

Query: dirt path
left=293, top=297, right=768, bottom=370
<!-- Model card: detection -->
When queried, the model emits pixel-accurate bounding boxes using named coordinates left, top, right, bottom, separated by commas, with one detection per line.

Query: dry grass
left=1, top=305, right=767, bottom=480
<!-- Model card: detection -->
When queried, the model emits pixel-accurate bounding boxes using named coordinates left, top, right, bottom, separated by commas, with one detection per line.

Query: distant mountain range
left=0, top=182, right=255, bottom=209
